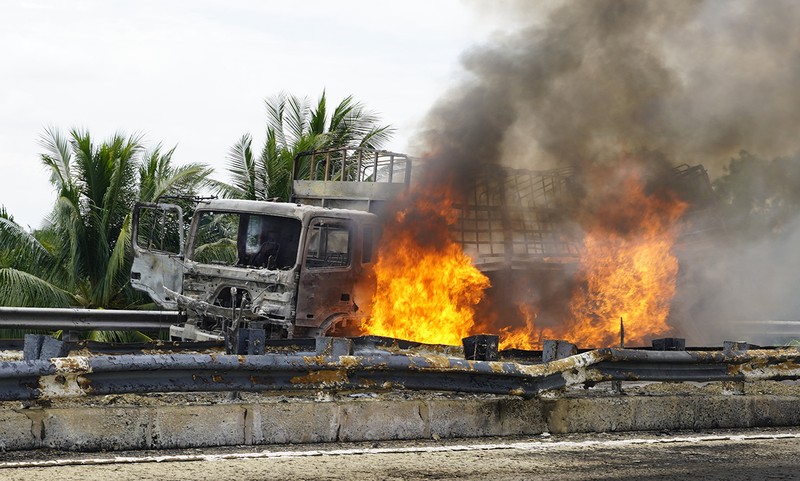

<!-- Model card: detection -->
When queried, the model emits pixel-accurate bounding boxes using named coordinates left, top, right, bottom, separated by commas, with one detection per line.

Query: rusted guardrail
left=2, top=345, right=799, bottom=402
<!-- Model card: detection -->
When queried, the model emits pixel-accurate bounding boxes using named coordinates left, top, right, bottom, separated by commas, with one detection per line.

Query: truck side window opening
left=306, top=220, right=351, bottom=269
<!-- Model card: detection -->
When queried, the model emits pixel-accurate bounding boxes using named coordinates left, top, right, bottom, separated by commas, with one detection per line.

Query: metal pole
left=0, top=307, right=178, bottom=331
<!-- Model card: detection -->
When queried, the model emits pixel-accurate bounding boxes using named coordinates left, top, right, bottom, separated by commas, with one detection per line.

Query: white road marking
left=3, top=432, right=800, bottom=469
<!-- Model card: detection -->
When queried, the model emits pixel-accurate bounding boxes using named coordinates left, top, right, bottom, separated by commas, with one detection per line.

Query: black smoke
left=407, top=0, right=800, bottom=346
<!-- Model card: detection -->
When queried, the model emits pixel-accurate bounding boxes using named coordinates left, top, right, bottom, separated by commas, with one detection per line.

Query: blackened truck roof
left=194, top=198, right=377, bottom=224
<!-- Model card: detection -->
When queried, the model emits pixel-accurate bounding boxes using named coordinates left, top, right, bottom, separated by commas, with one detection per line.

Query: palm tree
left=218, top=91, right=394, bottom=201
left=0, top=128, right=212, bottom=312
left=0, top=216, right=74, bottom=307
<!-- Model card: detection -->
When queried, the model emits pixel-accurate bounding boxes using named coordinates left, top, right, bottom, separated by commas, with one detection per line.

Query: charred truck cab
left=131, top=148, right=410, bottom=350
left=132, top=200, right=378, bottom=343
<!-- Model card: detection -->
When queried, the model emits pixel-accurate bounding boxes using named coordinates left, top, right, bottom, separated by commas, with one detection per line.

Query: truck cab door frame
left=130, top=202, right=185, bottom=309
left=295, top=216, right=358, bottom=330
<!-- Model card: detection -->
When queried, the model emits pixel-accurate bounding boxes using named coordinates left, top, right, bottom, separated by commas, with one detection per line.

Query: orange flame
left=563, top=169, right=687, bottom=347
left=497, top=305, right=556, bottom=350
left=362, top=160, right=687, bottom=350
left=360, top=192, right=491, bottom=345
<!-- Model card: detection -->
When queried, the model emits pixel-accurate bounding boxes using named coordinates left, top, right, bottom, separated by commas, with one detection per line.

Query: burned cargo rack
left=453, top=166, right=581, bottom=271
left=291, top=147, right=412, bottom=213
left=452, top=163, right=723, bottom=270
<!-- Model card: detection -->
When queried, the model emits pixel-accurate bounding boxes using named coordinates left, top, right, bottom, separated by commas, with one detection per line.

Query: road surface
left=2, top=428, right=799, bottom=480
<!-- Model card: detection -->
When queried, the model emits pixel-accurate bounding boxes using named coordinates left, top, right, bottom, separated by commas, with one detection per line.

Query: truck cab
left=132, top=199, right=378, bottom=341
left=131, top=148, right=410, bottom=346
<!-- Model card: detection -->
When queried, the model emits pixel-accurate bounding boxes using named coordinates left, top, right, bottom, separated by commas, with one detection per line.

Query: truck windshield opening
left=192, top=211, right=301, bottom=270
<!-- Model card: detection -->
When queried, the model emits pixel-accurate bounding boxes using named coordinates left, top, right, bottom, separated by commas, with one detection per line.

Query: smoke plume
left=408, top=0, right=800, bottom=345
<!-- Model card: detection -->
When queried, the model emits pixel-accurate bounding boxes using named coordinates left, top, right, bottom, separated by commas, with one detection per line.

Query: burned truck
left=131, top=148, right=411, bottom=350
left=131, top=146, right=718, bottom=350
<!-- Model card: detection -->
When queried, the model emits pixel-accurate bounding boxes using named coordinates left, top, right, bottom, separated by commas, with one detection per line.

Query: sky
left=0, top=0, right=500, bottom=229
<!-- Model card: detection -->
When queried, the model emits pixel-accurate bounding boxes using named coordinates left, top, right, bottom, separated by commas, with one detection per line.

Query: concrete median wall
left=2, top=394, right=800, bottom=452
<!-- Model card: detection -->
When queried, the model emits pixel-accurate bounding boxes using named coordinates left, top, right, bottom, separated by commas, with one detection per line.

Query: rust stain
left=419, top=355, right=452, bottom=370
left=487, top=361, right=506, bottom=373
left=290, top=369, right=348, bottom=385
left=77, top=376, right=94, bottom=394
left=338, top=356, right=361, bottom=368
left=302, top=355, right=329, bottom=366
left=51, top=357, right=90, bottom=373
left=212, top=374, right=224, bottom=382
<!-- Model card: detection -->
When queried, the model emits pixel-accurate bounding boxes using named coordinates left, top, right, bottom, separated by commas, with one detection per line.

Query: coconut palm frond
left=99, top=133, right=141, bottom=236
left=358, top=124, right=396, bottom=150
left=193, top=238, right=238, bottom=265
left=138, top=143, right=172, bottom=202
left=140, top=144, right=212, bottom=202
left=228, top=91, right=394, bottom=201
left=154, top=163, right=213, bottom=200
left=39, top=126, right=74, bottom=190
left=225, top=133, right=261, bottom=200
left=51, top=193, right=85, bottom=288
left=0, top=218, right=53, bottom=269
left=262, top=130, right=295, bottom=201
left=94, top=213, right=131, bottom=307
left=309, top=90, right=328, bottom=135
left=328, top=95, right=357, bottom=132
left=207, top=178, right=243, bottom=199
left=85, top=330, right=153, bottom=343
left=0, top=268, right=75, bottom=307
left=284, top=94, right=309, bottom=147
left=264, top=92, right=288, bottom=149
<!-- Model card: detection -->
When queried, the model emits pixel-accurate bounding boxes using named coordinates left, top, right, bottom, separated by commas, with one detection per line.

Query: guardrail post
left=462, top=334, right=499, bottom=361
left=722, top=341, right=749, bottom=395
left=652, top=338, right=686, bottom=351
left=723, top=340, right=750, bottom=356
left=542, top=340, right=577, bottom=362
left=316, top=337, right=353, bottom=358
left=23, top=334, right=68, bottom=360
left=23, top=334, right=44, bottom=361
left=238, top=328, right=266, bottom=355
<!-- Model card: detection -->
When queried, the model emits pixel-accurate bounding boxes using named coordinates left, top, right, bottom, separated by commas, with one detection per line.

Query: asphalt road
left=3, top=428, right=800, bottom=480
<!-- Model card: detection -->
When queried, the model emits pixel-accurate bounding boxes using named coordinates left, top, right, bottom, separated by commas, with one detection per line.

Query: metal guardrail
left=0, top=307, right=178, bottom=331
left=2, top=346, right=799, bottom=402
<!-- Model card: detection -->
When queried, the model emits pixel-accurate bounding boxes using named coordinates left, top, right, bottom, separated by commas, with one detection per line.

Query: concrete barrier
left=2, top=392, right=800, bottom=452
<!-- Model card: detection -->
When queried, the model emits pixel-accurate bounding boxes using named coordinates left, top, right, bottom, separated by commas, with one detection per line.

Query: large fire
left=564, top=169, right=688, bottom=346
left=359, top=192, right=491, bottom=345
left=361, top=162, right=688, bottom=349
left=497, top=305, right=556, bottom=350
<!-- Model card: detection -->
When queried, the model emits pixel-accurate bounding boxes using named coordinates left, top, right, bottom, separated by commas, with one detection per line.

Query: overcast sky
left=0, top=0, right=502, bottom=229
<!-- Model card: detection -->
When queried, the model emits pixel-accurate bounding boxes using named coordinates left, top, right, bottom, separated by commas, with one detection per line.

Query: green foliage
left=217, top=90, right=395, bottom=202
left=0, top=128, right=212, bottom=312
left=84, top=330, right=154, bottom=343
left=0, top=205, right=13, bottom=222
left=138, top=145, right=214, bottom=203
left=0, top=217, right=74, bottom=307
left=193, top=238, right=238, bottom=265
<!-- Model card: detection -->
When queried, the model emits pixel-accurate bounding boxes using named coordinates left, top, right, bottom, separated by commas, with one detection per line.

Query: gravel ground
left=3, top=428, right=800, bottom=480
